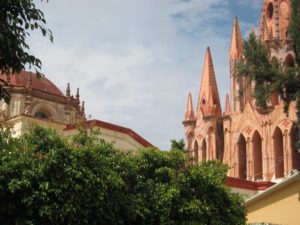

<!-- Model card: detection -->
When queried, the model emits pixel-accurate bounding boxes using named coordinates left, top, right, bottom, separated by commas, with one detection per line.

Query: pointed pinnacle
left=197, top=47, right=221, bottom=117
left=76, top=88, right=80, bottom=101
left=66, top=82, right=70, bottom=97
left=230, top=16, right=243, bottom=61
left=224, top=94, right=231, bottom=116
left=185, top=92, right=195, bottom=121
left=81, top=101, right=85, bottom=114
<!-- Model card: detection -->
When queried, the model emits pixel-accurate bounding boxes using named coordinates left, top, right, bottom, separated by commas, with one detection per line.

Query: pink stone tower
left=183, top=0, right=300, bottom=182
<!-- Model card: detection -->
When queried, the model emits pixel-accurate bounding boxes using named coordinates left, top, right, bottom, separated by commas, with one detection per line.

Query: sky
left=28, top=0, right=263, bottom=150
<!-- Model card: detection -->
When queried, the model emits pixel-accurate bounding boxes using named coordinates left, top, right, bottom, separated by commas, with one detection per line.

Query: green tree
left=0, top=0, right=53, bottom=103
left=170, top=138, right=186, bottom=151
left=131, top=149, right=246, bottom=225
left=0, top=127, right=246, bottom=225
left=289, top=0, right=300, bottom=65
left=0, top=127, right=136, bottom=225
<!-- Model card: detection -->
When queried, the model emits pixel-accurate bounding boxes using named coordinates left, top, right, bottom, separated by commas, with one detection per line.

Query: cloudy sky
left=29, top=0, right=263, bottom=149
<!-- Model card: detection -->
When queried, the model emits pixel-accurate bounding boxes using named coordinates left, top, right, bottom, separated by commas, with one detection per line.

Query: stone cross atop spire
left=197, top=47, right=221, bottom=117
left=184, top=92, right=195, bottom=121
left=230, top=16, right=243, bottom=62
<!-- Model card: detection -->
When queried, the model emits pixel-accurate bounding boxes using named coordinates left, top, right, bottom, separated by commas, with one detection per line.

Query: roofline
left=245, top=171, right=300, bottom=206
left=65, top=119, right=153, bottom=148
left=226, top=176, right=274, bottom=191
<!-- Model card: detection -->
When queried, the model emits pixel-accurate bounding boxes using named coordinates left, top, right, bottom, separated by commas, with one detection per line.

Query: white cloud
left=28, top=0, right=259, bottom=149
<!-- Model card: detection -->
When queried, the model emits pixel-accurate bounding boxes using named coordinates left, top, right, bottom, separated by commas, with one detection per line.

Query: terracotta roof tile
left=0, top=71, right=64, bottom=97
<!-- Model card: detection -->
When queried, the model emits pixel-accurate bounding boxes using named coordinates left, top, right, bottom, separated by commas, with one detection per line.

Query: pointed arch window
left=273, top=127, right=284, bottom=178
left=284, top=54, right=295, bottom=68
left=252, top=131, right=263, bottom=180
left=267, top=2, right=274, bottom=20
left=238, top=134, right=247, bottom=179
left=201, top=139, right=207, bottom=161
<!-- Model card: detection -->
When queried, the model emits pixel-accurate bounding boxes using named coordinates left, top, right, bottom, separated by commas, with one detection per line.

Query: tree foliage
left=0, top=126, right=246, bottom=225
left=0, top=0, right=52, bottom=75
left=289, top=0, right=300, bottom=65
left=237, top=32, right=279, bottom=110
left=0, top=0, right=52, bottom=103
left=170, top=138, right=186, bottom=151
left=238, top=32, right=300, bottom=114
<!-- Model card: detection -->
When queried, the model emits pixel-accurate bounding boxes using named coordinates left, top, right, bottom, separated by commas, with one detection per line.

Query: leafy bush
left=0, top=126, right=246, bottom=225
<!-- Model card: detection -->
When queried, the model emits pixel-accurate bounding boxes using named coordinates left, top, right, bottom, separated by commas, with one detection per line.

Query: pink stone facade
left=183, top=0, right=300, bottom=182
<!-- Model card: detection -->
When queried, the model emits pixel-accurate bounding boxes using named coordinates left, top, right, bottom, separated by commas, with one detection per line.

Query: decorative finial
left=76, top=88, right=80, bottom=104
left=184, top=92, right=195, bottom=121
left=66, top=82, right=70, bottom=98
left=81, top=101, right=85, bottom=114
left=224, top=94, right=231, bottom=116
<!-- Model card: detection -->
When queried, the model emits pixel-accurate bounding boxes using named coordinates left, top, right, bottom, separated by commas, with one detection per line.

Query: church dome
left=0, top=71, right=64, bottom=97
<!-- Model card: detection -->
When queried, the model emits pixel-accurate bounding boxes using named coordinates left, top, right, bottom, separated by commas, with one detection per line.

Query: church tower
left=183, top=47, right=223, bottom=163
left=183, top=0, right=300, bottom=182
left=230, top=16, right=245, bottom=113
left=259, top=0, right=295, bottom=68
left=259, top=0, right=291, bottom=41
left=225, top=0, right=299, bottom=182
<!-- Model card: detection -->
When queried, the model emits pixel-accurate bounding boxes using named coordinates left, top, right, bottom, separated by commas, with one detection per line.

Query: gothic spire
left=229, top=16, right=243, bottom=62
left=197, top=47, right=221, bottom=117
left=224, top=94, right=231, bottom=116
left=184, top=92, right=195, bottom=121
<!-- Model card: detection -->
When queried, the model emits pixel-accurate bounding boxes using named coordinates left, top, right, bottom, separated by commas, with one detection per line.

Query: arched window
left=273, top=127, right=284, bottom=178
left=201, top=139, right=207, bottom=162
left=267, top=2, right=274, bottom=20
left=252, top=131, right=263, bottom=180
left=238, top=134, right=247, bottom=179
left=34, top=111, right=50, bottom=120
left=284, top=54, right=295, bottom=68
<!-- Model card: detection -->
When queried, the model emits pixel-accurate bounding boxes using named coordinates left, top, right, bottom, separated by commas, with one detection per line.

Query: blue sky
left=29, top=0, right=263, bottom=149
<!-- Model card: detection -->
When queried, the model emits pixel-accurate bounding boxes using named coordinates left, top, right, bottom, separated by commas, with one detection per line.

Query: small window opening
left=284, top=54, right=295, bottom=68
left=35, top=111, right=49, bottom=120
left=267, top=3, right=274, bottom=20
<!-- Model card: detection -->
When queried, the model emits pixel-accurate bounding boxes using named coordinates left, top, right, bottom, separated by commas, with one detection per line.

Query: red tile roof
left=226, top=176, right=275, bottom=191
left=0, top=71, right=64, bottom=96
left=65, top=119, right=153, bottom=148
